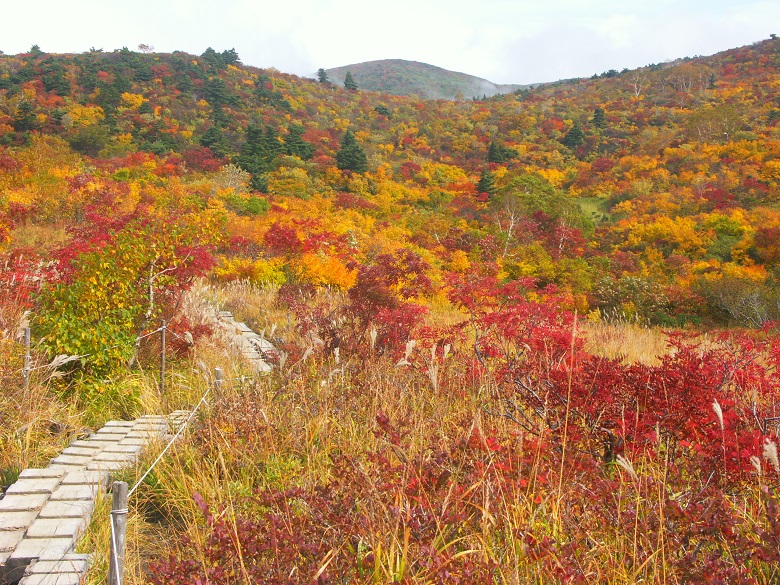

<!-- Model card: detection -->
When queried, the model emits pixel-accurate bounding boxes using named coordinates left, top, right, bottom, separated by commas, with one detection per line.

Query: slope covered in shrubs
left=0, top=37, right=780, bottom=584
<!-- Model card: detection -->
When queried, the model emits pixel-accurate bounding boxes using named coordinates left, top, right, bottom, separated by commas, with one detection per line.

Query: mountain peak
left=324, top=59, right=528, bottom=100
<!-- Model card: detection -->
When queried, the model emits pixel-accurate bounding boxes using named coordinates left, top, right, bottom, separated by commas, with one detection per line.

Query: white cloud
left=1, top=0, right=778, bottom=85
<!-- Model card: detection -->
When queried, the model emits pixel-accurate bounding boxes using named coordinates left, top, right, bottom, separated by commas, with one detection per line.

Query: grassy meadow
left=3, top=281, right=779, bottom=584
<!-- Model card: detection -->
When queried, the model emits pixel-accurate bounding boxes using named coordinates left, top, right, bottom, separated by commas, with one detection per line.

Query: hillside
left=2, top=38, right=780, bottom=584
left=2, top=39, right=780, bottom=328
left=324, top=58, right=527, bottom=99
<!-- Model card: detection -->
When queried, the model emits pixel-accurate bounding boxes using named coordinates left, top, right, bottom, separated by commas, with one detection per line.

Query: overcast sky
left=3, top=0, right=778, bottom=84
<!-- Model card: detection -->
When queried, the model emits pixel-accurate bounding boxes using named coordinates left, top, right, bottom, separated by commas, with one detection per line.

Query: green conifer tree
left=561, top=123, right=584, bottom=149
left=344, top=71, right=358, bottom=91
left=235, top=125, right=284, bottom=190
left=487, top=140, right=516, bottom=163
left=210, top=104, right=230, bottom=128
left=374, top=104, right=392, bottom=117
left=593, top=107, right=606, bottom=128
left=12, top=101, right=37, bottom=132
left=477, top=170, right=496, bottom=196
left=41, top=63, right=70, bottom=96
left=221, top=48, right=240, bottom=65
left=262, top=125, right=283, bottom=160
left=235, top=125, right=274, bottom=175
left=200, top=126, right=229, bottom=158
left=205, top=77, right=234, bottom=107
left=255, top=74, right=274, bottom=101
left=487, top=140, right=502, bottom=163
left=201, top=47, right=227, bottom=70
left=284, top=124, right=314, bottom=160
left=336, top=130, right=368, bottom=173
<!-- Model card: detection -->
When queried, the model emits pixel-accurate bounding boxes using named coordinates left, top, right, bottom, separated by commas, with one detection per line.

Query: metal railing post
left=160, top=320, right=166, bottom=393
left=23, top=327, right=30, bottom=392
left=108, top=481, right=128, bottom=585
left=214, top=367, right=223, bottom=393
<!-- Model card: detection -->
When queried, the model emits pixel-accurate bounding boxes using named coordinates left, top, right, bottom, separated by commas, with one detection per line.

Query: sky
left=3, top=0, right=779, bottom=84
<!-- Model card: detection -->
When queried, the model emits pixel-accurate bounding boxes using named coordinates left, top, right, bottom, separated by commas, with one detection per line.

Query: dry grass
left=424, top=292, right=469, bottom=329
left=0, top=292, right=83, bottom=480
left=9, top=222, right=71, bottom=252
left=4, top=284, right=778, bottom=584
left=582, top=320, right=670, bottom=365
left=89, top=286, right=777, bottom=584
left=206, top=279, right=294, bottom=338
left=0, top=282, right=249, bottom=579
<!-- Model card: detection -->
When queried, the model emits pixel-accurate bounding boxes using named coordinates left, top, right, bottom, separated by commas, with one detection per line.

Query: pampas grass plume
left=763, top=438, right=780, bottom=473
left=712, top=398, right=724, bottom=431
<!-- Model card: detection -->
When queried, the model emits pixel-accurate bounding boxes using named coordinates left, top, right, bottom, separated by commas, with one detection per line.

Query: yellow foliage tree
left=268, top=167, right=314, bottom=199
left=214, top=256, right=286, bottom=285
left=66, top=104, right=105, bottom=127
left=295, top=253, right=357, bottom=289
left=120, top=92, right=145, bottom=110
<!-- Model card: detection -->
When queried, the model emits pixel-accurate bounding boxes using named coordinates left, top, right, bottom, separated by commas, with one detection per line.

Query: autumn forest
left=1, top=37, right=780, bottom=583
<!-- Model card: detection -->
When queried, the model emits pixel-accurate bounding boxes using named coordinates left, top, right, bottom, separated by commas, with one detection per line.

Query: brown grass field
left=2, top=282, right=779, bottom=584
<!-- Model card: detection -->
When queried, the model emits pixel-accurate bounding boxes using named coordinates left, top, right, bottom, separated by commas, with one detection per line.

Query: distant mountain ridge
left=324, top=59, right=529, bottom=100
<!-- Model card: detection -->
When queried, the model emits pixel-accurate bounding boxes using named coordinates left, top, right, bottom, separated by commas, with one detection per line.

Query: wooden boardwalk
left=217, top=310, right=275, bottom=372
left=0, top=412, right=189, bottom=585
left=0, top=310, right=274, bottom=584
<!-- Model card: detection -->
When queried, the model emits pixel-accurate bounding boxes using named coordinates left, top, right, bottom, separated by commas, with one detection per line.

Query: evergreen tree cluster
left=284, top=124, right=314, bottom=160
left=201, top=47, right=240, bottom=70
left=374, top=104, right=392, bottom=117
left=487, top=140, right=516, bottom=163
left=592, top=107, right=606, bottom=128
left=255, top=74, right=291, bottom=110
left=235, top=125, right=281, bottom=190
left=476, top=170, right=496, bottom=196
left=200, top=126, right=230, bottom=158
left=234, top=124, right=315, bottom=190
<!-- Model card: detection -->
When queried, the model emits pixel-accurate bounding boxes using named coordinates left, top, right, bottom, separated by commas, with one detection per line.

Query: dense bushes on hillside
left=2, top=40, right=779, bottom=331
left=4, top=40, right=780, bottom=584
left=1, top=38, right=780, bottom=387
